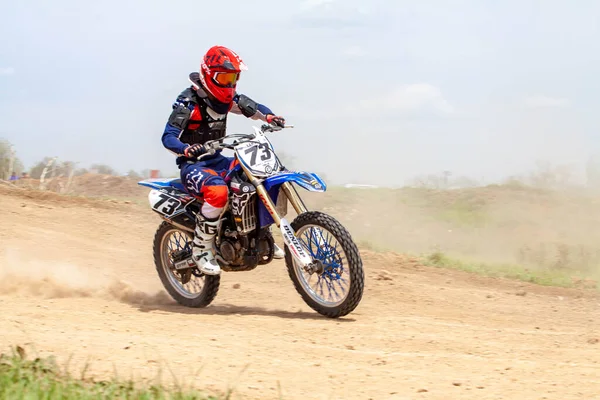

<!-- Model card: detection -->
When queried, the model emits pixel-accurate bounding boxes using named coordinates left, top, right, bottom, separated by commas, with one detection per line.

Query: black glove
left=184, top=144, right=204, bottom=158
left=267, top=114, right=286, bottom=128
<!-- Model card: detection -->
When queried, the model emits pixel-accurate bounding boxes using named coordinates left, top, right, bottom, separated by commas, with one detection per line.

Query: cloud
left=293, top=0, right=372, bottom=29
left=342, top=45, right=367, bottom=58
left=523, top=95, right=570, bottom=108
left=300, top=0, right=336, bottom=11
left=0, top=67, right=15, bottom=76
left=359, top=84, right=454, bottom=115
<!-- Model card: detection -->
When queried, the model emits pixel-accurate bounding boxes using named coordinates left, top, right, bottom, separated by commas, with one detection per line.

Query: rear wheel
left=153, top=221, right=220, bottom=308
left=285, top=211, right=364, bottom=318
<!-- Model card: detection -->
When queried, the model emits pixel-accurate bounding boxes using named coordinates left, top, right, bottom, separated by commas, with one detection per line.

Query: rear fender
left=138, top=178, right=186, bottom=192
left=139, top=180, right=198, bottom=232
left=146, top=188, right=196, bottom=217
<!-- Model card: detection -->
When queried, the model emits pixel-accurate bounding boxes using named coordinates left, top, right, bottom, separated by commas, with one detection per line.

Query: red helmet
left=198, top=45, right=247, bottom=105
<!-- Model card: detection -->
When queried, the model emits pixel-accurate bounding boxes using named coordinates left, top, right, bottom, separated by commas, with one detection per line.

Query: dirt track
left=1, top=186, right=599, bottom=400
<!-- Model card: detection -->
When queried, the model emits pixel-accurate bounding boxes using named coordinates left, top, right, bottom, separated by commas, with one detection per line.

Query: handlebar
left=261, top=123, right=294, bottom=133
left=195, top=123, right=293, bottom=161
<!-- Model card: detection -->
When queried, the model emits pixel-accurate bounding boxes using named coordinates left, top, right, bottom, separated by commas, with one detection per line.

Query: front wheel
left=153, top=221, right=220, bottom=308
left=285, top=211, right=364, bottom=318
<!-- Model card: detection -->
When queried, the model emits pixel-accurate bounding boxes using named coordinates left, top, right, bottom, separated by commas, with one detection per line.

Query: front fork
left=241, top=164, right=315, bottom=269
left=281, top=181, right=308, bottom=215
left=256, top=182, right=315, bottom=269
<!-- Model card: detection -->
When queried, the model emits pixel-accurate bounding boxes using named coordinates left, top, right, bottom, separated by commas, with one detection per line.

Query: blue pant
left=180, top=154, right=233, bottom=219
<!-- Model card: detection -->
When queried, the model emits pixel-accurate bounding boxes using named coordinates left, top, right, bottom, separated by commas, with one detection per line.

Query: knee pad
left=200, top=180, right=228, bottom=219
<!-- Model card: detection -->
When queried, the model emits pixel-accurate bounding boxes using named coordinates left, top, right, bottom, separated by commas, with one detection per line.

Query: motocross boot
left=273, top=243, right=285, bottom=259
left=192, top=215, right=221, bottom=275
left=268, top=226, right=285, bottom=259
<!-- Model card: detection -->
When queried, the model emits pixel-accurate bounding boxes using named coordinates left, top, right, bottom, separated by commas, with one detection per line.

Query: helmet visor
left=212, top=72, right=239, bottom=88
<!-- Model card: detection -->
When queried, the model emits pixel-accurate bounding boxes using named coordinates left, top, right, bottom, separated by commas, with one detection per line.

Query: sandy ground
left=1, top=186, right=599, bottom=400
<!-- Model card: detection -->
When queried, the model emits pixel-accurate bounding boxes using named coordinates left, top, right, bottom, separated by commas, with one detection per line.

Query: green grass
left=434, top=204, right=488, bottom=227
left=0, top=347, right=223, bottom=400
left=423, top=251, right=598, bottom=289
left=355, top=239, right=394, bottom=253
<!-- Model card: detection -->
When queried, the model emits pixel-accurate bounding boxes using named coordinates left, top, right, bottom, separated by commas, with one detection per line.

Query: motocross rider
left=161, top=45, right=286, bottom=276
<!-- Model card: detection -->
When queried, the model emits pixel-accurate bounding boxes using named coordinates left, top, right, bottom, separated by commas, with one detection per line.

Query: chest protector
left=179, top=99, right=228, bottom=146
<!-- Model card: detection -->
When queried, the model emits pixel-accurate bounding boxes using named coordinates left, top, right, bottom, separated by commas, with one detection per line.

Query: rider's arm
left=161, top=96, right=194, bottom=155
left=229, top=93, right=274, bottom=121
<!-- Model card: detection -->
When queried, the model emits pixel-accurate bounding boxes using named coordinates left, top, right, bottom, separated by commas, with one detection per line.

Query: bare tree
left=0, top=139, right=23, bottom=180
left=39, top=157, right=58, bottom=190
left=62, top=162, right=78, bottom=193
left=7, top=144, right=15, bottom=181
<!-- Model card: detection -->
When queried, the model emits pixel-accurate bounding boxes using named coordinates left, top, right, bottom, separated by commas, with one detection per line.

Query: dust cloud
left=302, top=185, right=600, bottom=279
left=0, top=249, right=171, bottom=306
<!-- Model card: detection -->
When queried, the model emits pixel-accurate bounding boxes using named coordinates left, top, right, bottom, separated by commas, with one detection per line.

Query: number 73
left=244, top=143, right=272, bottom=165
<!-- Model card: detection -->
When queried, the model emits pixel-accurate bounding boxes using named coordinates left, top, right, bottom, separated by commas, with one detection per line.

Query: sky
left=0, top=0, right=599, bottom=186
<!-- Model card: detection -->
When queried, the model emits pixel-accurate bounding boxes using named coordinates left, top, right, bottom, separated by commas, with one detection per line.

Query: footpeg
left=171, top=249, right=194, bottom=270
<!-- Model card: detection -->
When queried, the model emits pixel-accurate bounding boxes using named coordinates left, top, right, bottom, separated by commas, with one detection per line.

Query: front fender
left=263, top=171, right=327, bottom=193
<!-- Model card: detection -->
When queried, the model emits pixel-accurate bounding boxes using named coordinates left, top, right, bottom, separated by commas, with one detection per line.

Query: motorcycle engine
left=219, top=239, right=244, bottom=265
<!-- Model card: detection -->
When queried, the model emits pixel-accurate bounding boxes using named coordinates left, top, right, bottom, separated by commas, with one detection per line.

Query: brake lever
left=196, top=148, right=217, bottom=161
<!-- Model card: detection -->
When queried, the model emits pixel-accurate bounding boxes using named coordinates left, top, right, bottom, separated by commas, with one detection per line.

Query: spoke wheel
left=285, top=212, right=364, bottom=318
left=153, top=222, right=220, bottom=308
left=295, top=224, right=350, bottom=307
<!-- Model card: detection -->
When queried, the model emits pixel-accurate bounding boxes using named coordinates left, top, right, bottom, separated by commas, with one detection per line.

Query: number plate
left=149, top=190, right=184, bottom=217
left=236, top=135, right=280, bottom=177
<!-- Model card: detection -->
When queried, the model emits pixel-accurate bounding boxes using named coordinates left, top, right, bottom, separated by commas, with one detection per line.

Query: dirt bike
left=139, top=123, right=364, bottom=318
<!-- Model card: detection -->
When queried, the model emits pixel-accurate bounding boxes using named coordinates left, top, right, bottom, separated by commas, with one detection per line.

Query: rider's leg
left=181, top=164, right=229, bottom=275
left=270, top=226, right=285, bottom=259
left=273, top=244, right=285, bottom=259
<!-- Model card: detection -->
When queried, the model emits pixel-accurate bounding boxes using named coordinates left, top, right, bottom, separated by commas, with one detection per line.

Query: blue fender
left=263, top=171, right=327, bottom=193
left=257, top=171, right=326, bottom=227
left=138, top=178, right=187, bottom=193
